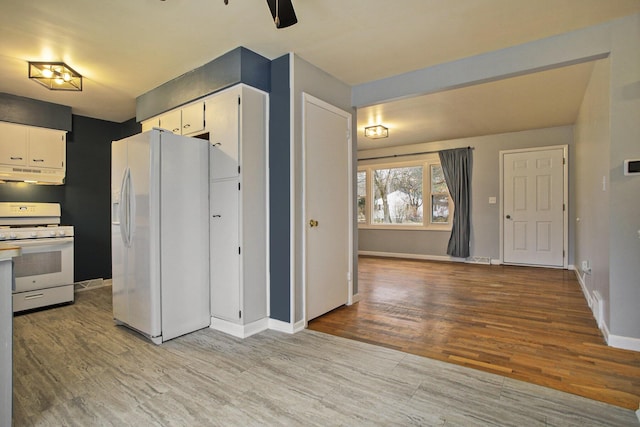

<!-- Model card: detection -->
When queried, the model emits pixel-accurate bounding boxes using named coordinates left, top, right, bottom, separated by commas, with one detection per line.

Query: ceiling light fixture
left=364, top=125, right=388, bottom=139
left=28, top=62, right=82, bottom=91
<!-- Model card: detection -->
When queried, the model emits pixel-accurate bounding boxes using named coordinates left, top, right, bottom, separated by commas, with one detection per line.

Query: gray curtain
left=438, top=147, right=471, bottom=258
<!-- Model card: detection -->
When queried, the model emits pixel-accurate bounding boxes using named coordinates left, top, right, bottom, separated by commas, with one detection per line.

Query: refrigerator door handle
left=128, top=168, right=136, bottom=244
left=122, top=168, right=133, bottom=248
left=118, top=167, right=129, bottom=247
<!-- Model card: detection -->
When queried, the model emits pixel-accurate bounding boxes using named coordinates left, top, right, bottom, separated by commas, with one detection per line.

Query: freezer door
left=127, top=131, right=162, bottom=338
left=111, top=139, right=128, bottom=324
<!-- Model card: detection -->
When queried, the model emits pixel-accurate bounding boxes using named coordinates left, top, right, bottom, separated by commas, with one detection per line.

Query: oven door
left=11, top=237, right=74, bottom=293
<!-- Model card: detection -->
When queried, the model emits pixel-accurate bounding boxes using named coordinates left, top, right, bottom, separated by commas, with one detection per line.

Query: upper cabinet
left=0, top=123, right=28, bottom=167
left=141, top=101, right=205, bottom=136
left=0, top=122, right=66, bottom=184
left=206, top=89, right=240, bottom=180
left=27, top=126, right=66, bottom=169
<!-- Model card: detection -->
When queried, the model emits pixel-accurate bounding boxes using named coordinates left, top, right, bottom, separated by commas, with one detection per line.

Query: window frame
left=357, top=155, right=453, bottom=231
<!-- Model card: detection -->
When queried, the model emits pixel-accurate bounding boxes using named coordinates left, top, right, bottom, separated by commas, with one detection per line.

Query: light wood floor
left=13, top=286, right=638, bottom=426
left=308, top=256, right=640, bottom=410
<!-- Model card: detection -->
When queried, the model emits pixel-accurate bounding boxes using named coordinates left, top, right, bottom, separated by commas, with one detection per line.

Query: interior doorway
left=302, top=93, right=353, bottom=322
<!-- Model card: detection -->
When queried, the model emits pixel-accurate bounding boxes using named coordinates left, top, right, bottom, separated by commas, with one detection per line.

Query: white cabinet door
left=28, top=127, right=65, bottom=169
left=210, top=179, right=240, bottom=322
left=158, top=110, right=181, bottom=134
left=181, top=102, right=205, bottom=135
left=141, top=118, right=158, bottom=133
left=0, top=122, right=27, bottom=166
left=207, top=89, right=239, bottom=180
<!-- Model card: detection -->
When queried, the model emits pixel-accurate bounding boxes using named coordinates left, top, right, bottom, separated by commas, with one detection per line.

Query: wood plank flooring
left=12, top=286, right=639, bottom=426
left=308, top=256, right=640, bottom=411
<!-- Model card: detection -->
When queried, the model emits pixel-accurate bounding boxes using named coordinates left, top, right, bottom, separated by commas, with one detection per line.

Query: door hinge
left=563, top=250, right=565, bottom=257
left=239, top=310, right=242, bottom=319
left=238, top=96, right=241, bottom=105
left=238, top=246, right=241, bottom=255
left=238, top=165, right=241, bottom=174
left=563, top=203, right=566, bottom=211
left=563, top=157, right=566, bottom=165
left=238, top=182, right=241, bottom=191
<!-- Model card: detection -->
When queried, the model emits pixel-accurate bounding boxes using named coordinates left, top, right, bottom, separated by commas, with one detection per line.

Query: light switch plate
left=488, top=197, right=497, bottom=204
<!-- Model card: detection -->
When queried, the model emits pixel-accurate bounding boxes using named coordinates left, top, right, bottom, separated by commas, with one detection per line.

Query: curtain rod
left=358, top=146, right=473, bottom=162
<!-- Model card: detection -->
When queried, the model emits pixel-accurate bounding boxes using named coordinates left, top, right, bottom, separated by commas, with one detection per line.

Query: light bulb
left=62, top=72, right=71, bottom=81
left=54, top=78, right=64, bottom=85
left=42, top=68, right=54, bottom=78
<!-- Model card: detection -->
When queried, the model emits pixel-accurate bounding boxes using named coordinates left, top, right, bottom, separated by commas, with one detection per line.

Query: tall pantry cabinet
left=207, top=85, right=268, bottom=338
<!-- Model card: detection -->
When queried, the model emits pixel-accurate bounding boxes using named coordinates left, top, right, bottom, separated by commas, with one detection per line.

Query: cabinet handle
left=183, top=123, right=191, bottom=129
left=10, top=156, right=23, bottom=160
left=212, top=215, right=221, bottom=218
left=32, top=159, right=44, bottom=162
left=172, top=128, right=180, bottom=133
left=213, top=142, right=222, bottom=147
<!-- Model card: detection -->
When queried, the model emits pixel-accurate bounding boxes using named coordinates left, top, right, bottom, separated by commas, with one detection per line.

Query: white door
left=502, top=147, right=566, bottom=267
left=304, top=94, right=352, bottom=321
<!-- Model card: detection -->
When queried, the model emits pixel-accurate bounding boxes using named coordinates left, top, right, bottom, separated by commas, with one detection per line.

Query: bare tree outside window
left=430, top=164, right=450, bottom=223
left=373, top=166, right=423, bottom=224
left=357, top=171, right=366, bottom=223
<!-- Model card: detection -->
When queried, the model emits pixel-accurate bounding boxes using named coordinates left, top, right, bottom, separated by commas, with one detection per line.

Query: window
left=358, top=157, right=451, bottom=230
left=357, top=170, right=367, bottom=224
left=430, top=164, right=450, bottom=224
left=372, top=166, right=422, bottom=225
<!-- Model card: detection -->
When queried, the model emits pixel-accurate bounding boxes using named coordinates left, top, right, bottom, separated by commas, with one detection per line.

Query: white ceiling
left=1, top=0, right=639, bottom=146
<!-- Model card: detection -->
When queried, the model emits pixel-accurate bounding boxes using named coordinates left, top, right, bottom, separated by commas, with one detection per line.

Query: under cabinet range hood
left=0, top=165, right=65, bottom=185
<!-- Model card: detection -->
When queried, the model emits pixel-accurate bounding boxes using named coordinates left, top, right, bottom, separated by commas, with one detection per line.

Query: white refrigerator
left=111, top=129, right=210, bottom=344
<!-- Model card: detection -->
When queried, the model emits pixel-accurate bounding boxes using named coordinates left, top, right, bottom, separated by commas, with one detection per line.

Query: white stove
left=0, top=202, right=75, bottom=312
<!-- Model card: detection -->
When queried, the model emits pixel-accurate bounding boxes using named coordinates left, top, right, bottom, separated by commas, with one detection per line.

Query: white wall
left=574, top=58, right=611, bottom=328
left=358, top=126, right=575, bottom=262
left=608, top=13, right=640, bottom=344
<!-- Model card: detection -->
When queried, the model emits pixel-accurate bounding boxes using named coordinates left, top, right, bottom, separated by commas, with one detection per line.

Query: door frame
left=301, top=93, right=354, bottom=326
left=499, top=145, right=568, bottom=268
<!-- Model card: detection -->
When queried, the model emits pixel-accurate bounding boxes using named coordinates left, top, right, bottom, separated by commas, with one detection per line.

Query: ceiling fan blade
left=265, top=0, right=297, bottom=28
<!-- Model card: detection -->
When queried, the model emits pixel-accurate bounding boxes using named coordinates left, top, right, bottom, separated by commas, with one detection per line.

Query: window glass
left=372, top=166, right=423, bottom=225
left=430, top=164, right=449, bottom=223
left=357, top=170, right=367, bottom=224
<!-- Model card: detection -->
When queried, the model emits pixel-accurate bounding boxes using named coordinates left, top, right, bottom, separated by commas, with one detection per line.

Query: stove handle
left=12, top=237, right=75, bottom=247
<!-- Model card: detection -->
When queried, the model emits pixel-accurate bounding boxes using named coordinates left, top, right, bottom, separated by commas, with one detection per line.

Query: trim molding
left=268, top=318, right=295, bottom=334
left=607, top=333, right=640, bottom=353
left=210, top=317, right=268, bottom=339
left=350, top=293, right=361, bottom=304
left=359, top=250, right=466, bottom=263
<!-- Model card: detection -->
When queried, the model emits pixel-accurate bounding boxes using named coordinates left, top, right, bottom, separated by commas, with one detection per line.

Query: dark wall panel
left=269, top=54, right=291, bottom=322
left=136, top=47, right=271, bottom=122
left=0, top=92, right=72, bottom=131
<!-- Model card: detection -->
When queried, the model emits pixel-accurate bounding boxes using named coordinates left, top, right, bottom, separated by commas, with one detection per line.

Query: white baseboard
left=268, top=318, right=296, bottom=334
left=572, top=270, right=640, bottom=352
left=607, top=332, right=640, bottom=352
left=350, top=293, right=361, bottom=304
left=210, top=317, right=268, bottom=339
left=358, top=250, right=466, bottom=263
left=293, top=319, right=306, bottom=333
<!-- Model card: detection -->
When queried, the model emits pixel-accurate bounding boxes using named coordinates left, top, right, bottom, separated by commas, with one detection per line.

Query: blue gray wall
left=269, top=55, right=291, bottom=322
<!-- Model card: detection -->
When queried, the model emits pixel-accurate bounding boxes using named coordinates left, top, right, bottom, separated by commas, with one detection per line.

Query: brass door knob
left=309, top=219, right=319, bottom=227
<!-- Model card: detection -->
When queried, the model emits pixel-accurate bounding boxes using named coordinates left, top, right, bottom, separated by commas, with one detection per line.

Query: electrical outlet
left=581, top=260, right=592, bottom=275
